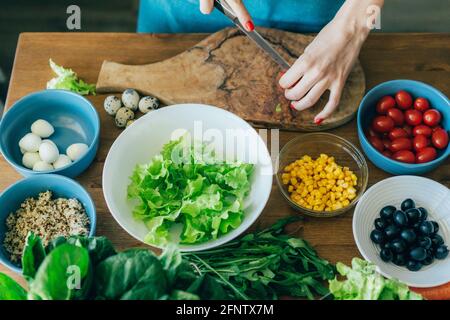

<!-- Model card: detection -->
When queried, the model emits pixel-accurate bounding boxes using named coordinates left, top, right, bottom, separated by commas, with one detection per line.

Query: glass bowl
left=276, top=133, right=369, bottom=218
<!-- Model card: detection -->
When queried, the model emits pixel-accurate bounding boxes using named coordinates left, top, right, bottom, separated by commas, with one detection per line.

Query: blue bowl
left=0, top=174, right=96, bottom=273
left=357, top=80, right=450, bottom=175
left=0, top=90, right=100, bottom=178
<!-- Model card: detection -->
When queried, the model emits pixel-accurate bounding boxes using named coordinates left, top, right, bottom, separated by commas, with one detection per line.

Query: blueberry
left=419, top=221, right=435, bottom=236
left=417, top=236, right=432, bottom=250
left=405, top=208, right=420, bottom=224
left=393, top=210, right=409, bottom=227
left=417, top=207, right=428, bottom=221
left=431, top=234, right=444, bottom=247
left=410, top=247, right=427, bottom=261
left=435, top=245, right=449, bottom=260
left=390, top=238, right=407, bottom=254
left=430, top=221, right=439, bottom=234
left=374, top=218, right=389, bottom=231
left=392, top=253, right=407, bottom=266
left=384, top=225, right=400, bottom=239
left=400, top=229, right=417, bottom=245
left=380, top=248, right=393, bottom=262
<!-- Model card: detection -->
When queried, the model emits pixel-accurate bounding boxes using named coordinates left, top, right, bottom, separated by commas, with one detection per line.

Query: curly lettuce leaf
left=47, top=59, right=96, bottom=95
left=329, top=258, right=422, bottom=300
left=128, top=135, right=254, bottom=246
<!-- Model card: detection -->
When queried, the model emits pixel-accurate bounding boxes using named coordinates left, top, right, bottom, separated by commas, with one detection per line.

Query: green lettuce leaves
left=329, top=258, right=422, bottom=300
left=127, top=136, right=254, bottom=246
left=47, top=59, right=96, bottom=95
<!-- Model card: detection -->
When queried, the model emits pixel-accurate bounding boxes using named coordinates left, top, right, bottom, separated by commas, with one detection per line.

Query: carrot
left=410, top=282, right=450, bottom=300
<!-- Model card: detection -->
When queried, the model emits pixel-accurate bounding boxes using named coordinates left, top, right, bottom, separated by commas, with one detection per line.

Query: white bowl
left=353, top=176, right=450, bottom=287
left=103, top=104, right=273, bottom=251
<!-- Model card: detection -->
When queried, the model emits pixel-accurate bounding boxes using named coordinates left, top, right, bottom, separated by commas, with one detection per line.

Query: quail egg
left=121, top=89, right=139, bottom=111
left=138, top=96, right=160, bottom=114
left=104, top=95, right=122, bottom=116
left=115, top=107, right=135, bottom=128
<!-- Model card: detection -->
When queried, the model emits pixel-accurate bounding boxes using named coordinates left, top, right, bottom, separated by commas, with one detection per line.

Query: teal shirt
left=137, top=0, right=344, bottom=33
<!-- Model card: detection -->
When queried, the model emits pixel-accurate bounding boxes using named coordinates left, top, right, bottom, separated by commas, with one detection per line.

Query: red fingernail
left=315, top=118, right=324, bottom=125
left=245, top=21, right=255, bottom=32
left=290, top=103, right=296, bottom=110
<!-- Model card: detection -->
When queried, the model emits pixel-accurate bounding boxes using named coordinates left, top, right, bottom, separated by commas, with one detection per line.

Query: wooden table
left=1, top=32, right=449, bottom=287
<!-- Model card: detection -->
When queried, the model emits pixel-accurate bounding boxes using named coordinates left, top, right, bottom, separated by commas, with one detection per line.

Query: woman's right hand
left=199, top=0, right=254, bottom=31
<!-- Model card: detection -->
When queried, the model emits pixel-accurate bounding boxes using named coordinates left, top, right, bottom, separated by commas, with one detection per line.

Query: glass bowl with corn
left=276, top=133, right=369, bottom=217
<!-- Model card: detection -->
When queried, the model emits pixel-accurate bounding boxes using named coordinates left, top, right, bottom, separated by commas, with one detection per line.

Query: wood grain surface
left=96, top=27, right=365, bottom=131
left=1, top=32, right=449, bottom=288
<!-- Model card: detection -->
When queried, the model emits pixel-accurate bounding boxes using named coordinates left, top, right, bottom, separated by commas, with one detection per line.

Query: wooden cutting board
left=97, top=27, right=365, bottom=131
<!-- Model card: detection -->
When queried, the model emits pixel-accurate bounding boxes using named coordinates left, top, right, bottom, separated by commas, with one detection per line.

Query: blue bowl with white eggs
left=0, top=90, right=100, bottom=178
left=0, top=174, right=96, bottom=273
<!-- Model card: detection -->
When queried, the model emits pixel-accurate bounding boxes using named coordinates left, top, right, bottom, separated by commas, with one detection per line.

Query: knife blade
left=214, top=0, right=291, bottom=70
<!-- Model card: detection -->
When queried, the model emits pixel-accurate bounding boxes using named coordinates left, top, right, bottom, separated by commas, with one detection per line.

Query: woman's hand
left=200, top=0, right=254, bottom=31
left=279, top=0, right=383, bottom=124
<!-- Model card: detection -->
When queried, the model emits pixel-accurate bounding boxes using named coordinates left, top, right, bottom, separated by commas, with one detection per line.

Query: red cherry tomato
left=388, top=127, right=409, bottom=141
left=412, top=134, right=430, bottom=151
left=392, top=150, right=415, bottom=163
left=389, top=137, right=412, bottom=152
left=382, top=150, right=392, bottom=158
left=395, top=90, right=413, bottom=110
left=414, top=97, right=430, bottom=112
left=431, top=129, right=449, bottom=149
left=376, top=96, right=396, bottom=114
left=412, top=124, right=432, bottom=137
left=432, top=125, right=443, bottom=133
left=372, top=116, right=394, bottom=133
left=404, top=109, right=423, bottom=126
left=423, top=109, right=442, bottom=127
left=367, top=127, right=380, bottom=138
left=368, top=136, right=384, bottom=152
left=382, top=138, right=391, bottom=150
left=386, top=108, right=405, bottom=126
left=402, top=125, right=413, bottom=137
left=416, top=147, right=437, bottom=163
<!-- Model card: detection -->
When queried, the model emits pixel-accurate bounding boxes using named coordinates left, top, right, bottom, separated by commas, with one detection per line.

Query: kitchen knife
left=214, top=0, right=291, bottom=70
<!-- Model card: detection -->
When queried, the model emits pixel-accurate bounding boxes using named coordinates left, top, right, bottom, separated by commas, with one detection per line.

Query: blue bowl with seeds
left=0, top=174, right=96, bottom=273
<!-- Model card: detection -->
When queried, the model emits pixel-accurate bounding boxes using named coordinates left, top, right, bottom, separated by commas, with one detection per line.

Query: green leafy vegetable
left=0, top=233, right=230, bottom=300
left=127, top=135, right=254, bottom=246
left=183, top=217, right=335, bottom=300
left=329, top=258, right=422, bottom=300
left=0, top=273, right=27, bottom=300
left=22, top=232, right=46, bottom=281
left=47, top=59, right=96, bottom=95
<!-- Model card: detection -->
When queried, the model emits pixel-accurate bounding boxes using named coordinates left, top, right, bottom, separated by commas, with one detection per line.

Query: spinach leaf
left=46, top=235, right=116, bottom=266
left=94, top=249, right=168, bottom=300
left=28, top=244, right=91, bottom=300
left=0, top=273, right=27, bottom=300
left=22, top=232, right=46, bottom=281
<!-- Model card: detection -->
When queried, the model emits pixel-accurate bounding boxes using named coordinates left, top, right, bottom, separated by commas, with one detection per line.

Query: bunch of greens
left=329, top=258, right=422, bottom=300
left=128, top=135, right=254, bottom=246
left=183, top=217, right=335, bottom=300
left=0, top=233, right=230, bottom=300
left=47, top=59, right=96, bottom=95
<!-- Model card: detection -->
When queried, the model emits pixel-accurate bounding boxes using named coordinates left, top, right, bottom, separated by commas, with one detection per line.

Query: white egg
left=53, top=154, right=72, bottom=169
left=41, top=139, right=57, bottom=149
left=121, top=89, right=139, bottom=111
left=33, top=161, right=53, bottom=172
left=22, top=152, right=41, bottom=169
left=19, top=133, right=42, bottom=152
left=31, top=119, right=54, bottom=138
left=104, top=95, right=122, bottom=116
left=66, top=143, right=89, bottom=161
left=39, top=141, right=59, bottom=164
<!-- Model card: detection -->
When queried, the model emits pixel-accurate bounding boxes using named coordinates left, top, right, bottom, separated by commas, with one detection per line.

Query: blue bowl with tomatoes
left=357, top=80, right=449, bottom=175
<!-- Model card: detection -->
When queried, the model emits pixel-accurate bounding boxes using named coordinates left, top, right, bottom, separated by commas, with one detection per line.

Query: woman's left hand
left=279, top=0, right=382, bottom=124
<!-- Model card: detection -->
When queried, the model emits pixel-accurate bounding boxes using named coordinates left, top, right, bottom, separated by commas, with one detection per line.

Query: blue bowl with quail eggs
left=0, top=90, right=100, bottom=178
left=103, top=88, right=161, bottom=129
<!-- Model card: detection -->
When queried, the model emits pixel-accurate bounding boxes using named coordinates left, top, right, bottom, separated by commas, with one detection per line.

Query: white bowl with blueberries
left=353, top=175, right=450, bottom=287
